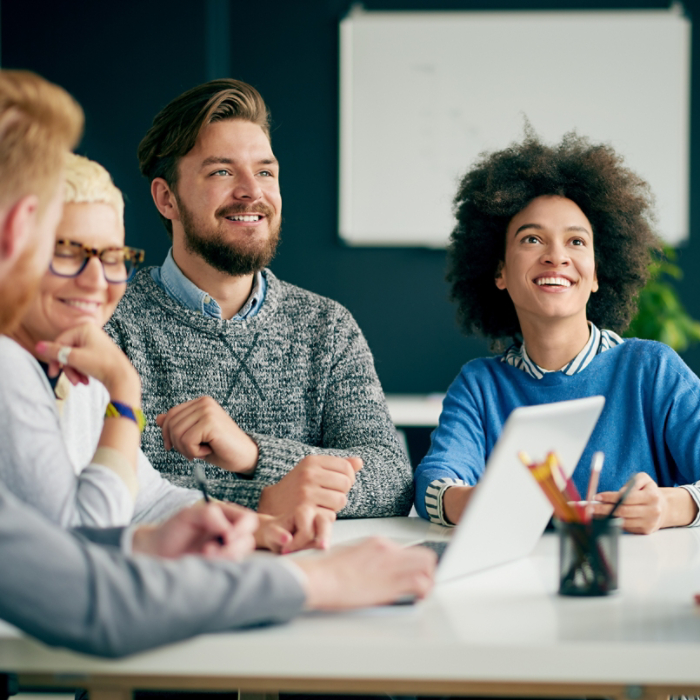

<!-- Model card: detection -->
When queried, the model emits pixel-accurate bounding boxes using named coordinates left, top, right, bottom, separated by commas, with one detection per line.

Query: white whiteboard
left=339, top=5, right=690, bottom=247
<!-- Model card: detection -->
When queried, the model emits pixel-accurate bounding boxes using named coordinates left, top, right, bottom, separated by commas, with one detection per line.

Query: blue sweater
left=414, top=339, right=700, bottom=521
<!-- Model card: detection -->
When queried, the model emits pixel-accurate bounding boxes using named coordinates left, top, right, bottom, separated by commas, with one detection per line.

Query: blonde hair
left=0, top=70, right=83, bottom=216
left=64, top=152, right=124, bottom=223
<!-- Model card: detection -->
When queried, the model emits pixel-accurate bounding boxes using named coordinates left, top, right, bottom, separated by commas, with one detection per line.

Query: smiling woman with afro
left=447, top=129, right=658, bottom=343
left=413, top=129, right=700, bottom=538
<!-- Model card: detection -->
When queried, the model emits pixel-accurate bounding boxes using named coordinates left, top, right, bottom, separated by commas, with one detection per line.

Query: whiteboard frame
left=339, top=5, right=691, bottom=248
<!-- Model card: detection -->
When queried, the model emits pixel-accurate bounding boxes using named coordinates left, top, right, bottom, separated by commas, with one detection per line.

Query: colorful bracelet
left=105, top=400, right=146, bottom=433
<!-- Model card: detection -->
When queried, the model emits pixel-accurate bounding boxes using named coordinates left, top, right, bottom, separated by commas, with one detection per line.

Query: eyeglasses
left=50, top=240, right=145, bottom=283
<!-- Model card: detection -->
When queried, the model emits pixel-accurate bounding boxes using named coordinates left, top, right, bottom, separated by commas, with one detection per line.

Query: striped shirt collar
left=501, top=323, right=624, bottom=379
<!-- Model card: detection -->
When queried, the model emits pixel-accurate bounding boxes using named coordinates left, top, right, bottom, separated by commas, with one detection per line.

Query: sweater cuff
left=677, top=484, right=700, bottom=527
left=92, top=447, right=139, bottom=499
left=425, top=477, right=468, bottom=526
left=250, top=432, right=315, bottom=482
left=209, top=478, right=268, bottom=511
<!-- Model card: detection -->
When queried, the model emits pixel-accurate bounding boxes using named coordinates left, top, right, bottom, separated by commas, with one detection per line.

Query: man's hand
left=255, top=506, right=336, bottom=554
left=156, top=396, right=259, bottom=474
left=294, top=537, right=436, bottom=609
left=592, top=473, right=698, bottom=534
left=257, top=455, right=363, bottom=517
left=132, top=500, right=258, bottom=560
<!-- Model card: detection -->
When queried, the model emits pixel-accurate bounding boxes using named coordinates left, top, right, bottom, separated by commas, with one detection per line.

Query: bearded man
left=106, top=79, right=412, bottom=519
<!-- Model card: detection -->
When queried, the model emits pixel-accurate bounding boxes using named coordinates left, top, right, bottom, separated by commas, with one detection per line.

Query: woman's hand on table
left=255, top=505, right=336, bottom=554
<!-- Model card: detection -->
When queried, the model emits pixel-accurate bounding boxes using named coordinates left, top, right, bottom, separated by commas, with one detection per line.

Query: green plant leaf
left=625, top=245, right=700, bottom=352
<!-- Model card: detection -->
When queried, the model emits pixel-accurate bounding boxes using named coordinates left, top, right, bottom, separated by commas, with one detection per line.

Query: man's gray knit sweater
left=105, top=268, right=412, bottom=517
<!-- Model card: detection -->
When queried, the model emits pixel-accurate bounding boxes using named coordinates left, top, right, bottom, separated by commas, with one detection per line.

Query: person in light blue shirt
left=415, top=130, right=700, bottom=534
left=152, top=248, right=266, bottom=320
left=106, top=79, right=412, bottom=523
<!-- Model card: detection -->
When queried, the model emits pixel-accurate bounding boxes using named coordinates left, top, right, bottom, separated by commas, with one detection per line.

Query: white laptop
left=417, top=395, right=605, bottom=584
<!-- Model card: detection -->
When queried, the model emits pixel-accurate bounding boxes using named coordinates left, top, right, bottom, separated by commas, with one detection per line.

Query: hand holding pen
left=135, top=495, right=259, bottom=561
left=592, top=472, right=668, bottom=534
left=193, top=464, right=327, bottom=555
left=193, top=463, right=226, bottom=546
left=191, top=463, right=257, bottom=552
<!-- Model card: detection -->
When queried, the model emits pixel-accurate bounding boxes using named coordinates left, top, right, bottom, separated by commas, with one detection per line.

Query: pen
left=606, top=474, right=637, bottom=520
left=193, top=463, right=212, bottom=502
left=193, top=463, right=225, bottom=545
left=585, top=451, right=604, bottom=522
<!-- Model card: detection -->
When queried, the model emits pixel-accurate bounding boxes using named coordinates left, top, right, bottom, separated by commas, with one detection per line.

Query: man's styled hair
left=0, top=70, right=83, bottom=217
left=447, top=130, right=660, bottom=344
left=137, top=79, right=271, bottom=238
left=64, top=153, right=124, bottom=223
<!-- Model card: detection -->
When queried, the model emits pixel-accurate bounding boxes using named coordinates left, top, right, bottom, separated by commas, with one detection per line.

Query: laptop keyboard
left=391, top=540, right=450, bottom=605
left=415, top=540, right=449, bottom=561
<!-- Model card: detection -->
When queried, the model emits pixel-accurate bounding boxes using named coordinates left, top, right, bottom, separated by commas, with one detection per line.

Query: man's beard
left=0, top=244, right=42, bottom=335
left=179, top=199, right=281, bottom=277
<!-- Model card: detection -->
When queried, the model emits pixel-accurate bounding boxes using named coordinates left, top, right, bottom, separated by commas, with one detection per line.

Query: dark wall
left=3, top=0, right=699, bottom=393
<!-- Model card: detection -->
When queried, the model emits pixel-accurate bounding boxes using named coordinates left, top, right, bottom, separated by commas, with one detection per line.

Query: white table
left=3, top=517, right=700, bottom=700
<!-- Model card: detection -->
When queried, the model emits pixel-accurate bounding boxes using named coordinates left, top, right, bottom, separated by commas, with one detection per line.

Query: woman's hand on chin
left=35, top=323, right=141, bottom=406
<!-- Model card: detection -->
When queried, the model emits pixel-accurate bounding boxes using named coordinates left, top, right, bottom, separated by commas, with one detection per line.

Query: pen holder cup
left=555, top=517, right=621, bottom=596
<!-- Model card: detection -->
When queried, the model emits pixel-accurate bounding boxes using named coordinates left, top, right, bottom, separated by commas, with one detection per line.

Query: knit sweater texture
left=414, top=339, right=700, bottom=522
left=106, top=268, right=412, bottom=516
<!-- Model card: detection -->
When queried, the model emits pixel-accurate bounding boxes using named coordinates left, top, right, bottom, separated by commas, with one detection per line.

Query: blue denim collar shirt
left=151, top=248, right=266, bottom=320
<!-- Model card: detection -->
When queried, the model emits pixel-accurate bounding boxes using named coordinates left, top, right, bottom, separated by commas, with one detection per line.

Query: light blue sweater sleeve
left=648, top=343, right=700, bottom=481
left=643, top=343, right=700, bottom=523
left=414, top=364, right=490, bottom=520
